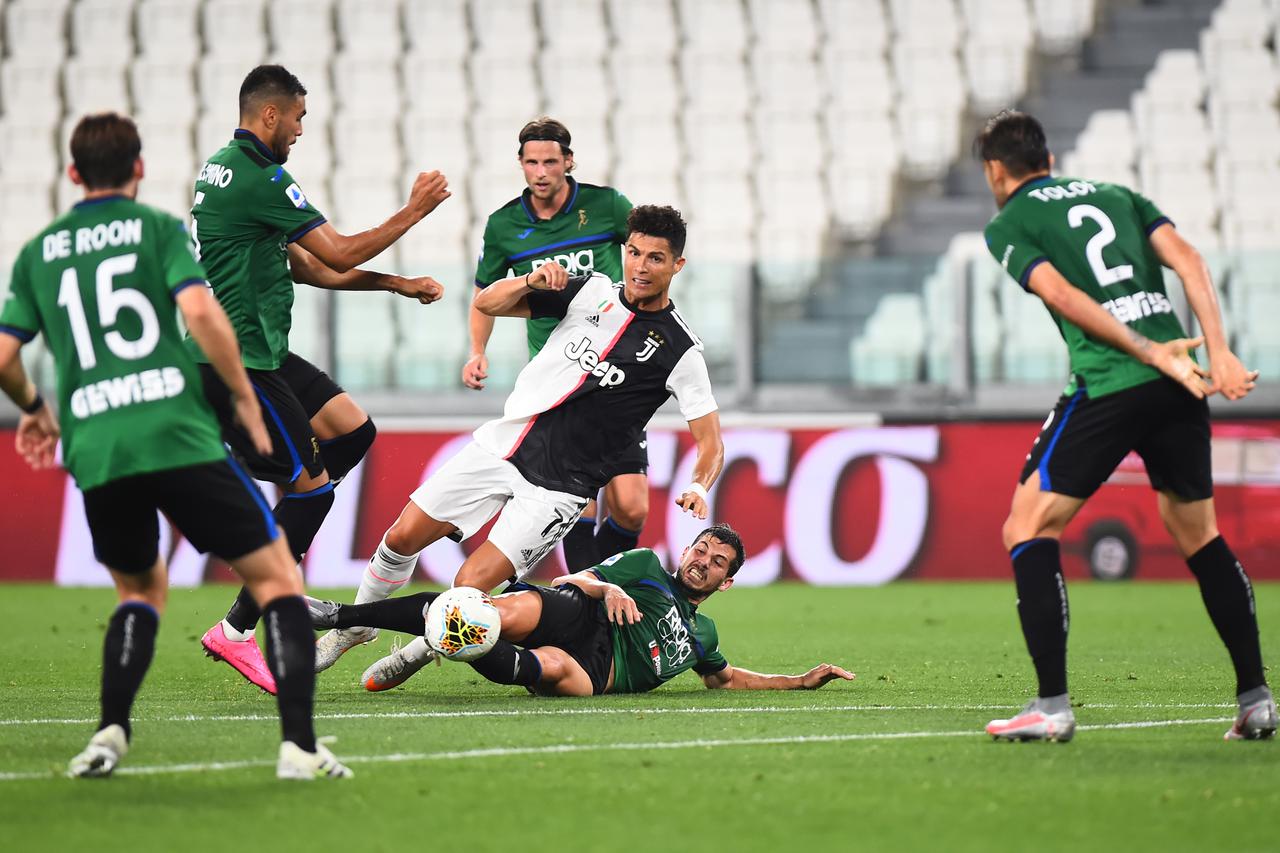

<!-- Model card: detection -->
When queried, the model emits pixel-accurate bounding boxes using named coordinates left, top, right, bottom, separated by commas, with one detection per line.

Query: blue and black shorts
left=1020, top=376, right=1212, bottom=501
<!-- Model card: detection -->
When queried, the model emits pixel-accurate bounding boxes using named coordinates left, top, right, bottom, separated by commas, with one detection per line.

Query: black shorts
left=1020, top=377, right=1212, bottom=501
left=199, top=352, right=343, bottom=485
left=520, top=585, right=614, bottom=695
left=601, top=431, right=650, bottom=480
left=82, top=458, right=279, bottom=574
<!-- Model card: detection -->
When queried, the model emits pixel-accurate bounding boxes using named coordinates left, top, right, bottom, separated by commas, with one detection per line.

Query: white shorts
left=410, top=441, right=589, bottom=579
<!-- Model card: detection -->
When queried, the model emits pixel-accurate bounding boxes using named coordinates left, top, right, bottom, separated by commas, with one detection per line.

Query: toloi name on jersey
left=197, top=161, right=234, bottom=188
left=531, top=248, right=595, bottom=274
left=1101, top=291, right=1175, bottom=324
left=1026, top=180, right=1097, bottom=203
left=42, top=219, right=143, bottom=260
left=565, top=335, right=626, bottom=387
left=70, top=366, right=186, bottom=420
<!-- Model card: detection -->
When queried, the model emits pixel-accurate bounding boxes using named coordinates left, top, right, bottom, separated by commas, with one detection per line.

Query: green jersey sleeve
left=158, top=215, right=209, bottom=295
left=1124, top=186, right=1174, bottom=234
left=475, top=217, right=510, bottom=288
left=691, top=615, right=728, bottom=676
left=0, top=248, right=39, bottom=342
left=985, top=216, right=1049, bottom=292
left=591, top=549, right=665, bottom=586
left=612, top=190, right=634, bottom=242
left=252, top=167, right=326, bottom=243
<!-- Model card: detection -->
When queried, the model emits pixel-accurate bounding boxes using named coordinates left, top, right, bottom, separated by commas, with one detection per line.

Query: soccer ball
left=424, top=587, right=501, bottom=662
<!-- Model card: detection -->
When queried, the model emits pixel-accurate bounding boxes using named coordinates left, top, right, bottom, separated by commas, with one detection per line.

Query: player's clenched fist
left=408, top=170, right=450, bottom=218
left=527, top=262, right=569, bottom=292
left=391, top=275, right=444, bottom=305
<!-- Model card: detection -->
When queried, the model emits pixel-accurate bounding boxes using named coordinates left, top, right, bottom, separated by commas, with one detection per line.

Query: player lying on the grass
left=311, top=205, right=725, bottom=672
left=0, top=113, right=349, bottom=779
left=974, top=110, right=1274, bottom=744
left=306, top=524, right=853, bottom=696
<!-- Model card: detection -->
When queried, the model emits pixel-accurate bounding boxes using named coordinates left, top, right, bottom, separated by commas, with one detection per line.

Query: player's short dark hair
left=238, top=64, right=307, bottom=117
left=626, top=205, right=687, bottom=257
left=69, top=112, right=141, bottom=190
left=693, top=523, right=746, bottom=577
left=973, top=110, right=1051, bottom=178
left=518, top=117, right=574, bottom=163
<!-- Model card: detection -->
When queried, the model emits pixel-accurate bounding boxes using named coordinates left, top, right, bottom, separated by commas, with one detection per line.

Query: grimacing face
left=519, top=139, right=571, bottom=202
left=676, top=535, right=738, bottom=597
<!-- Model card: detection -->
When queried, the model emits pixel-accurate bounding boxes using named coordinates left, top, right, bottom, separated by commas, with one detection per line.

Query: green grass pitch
left=1, top=581, right=1277, bottom=852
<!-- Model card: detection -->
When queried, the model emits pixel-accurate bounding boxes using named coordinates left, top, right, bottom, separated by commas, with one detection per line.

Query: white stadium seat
left=539, top=0, right=609, bottom=59
left=135, top=0, right=201, bottom=59
left=684, top=169, right=754, bottom=231
left=896, top=100, right=963, bottom=180
left=403, top=0, right=470, bottom=60
left=828, top=165, right=896, bottom=240
left=0, top=119, right=60, bottom=183
left=752, top=55, right=825, bottom=117
left=331, top=54, right=401, bottom=120
left=677, top=0, right=749, bottom=57
left=539, top=57, right=611, bottom=118
left=613, top=116, right=682, bottom=174
left=1, top=57, right=64, bottom=124
left=336, top=0, right=404, bottom=55
left=755, top=113, right=826, bottom=173
left=71, top=0, right=135, bottom=62
left=332, top=119, right=403, bottom=181
left=401, top=111, right=472, bottom=180
left=819, top=0, right=890, bottom=58
left=1033, top=0, right=1096, bottom=54
left=610, top=166, right=685, bottom=214
left=199, top=56, right=262, bottom=120
left=607, top=0, right=679, bottom=60
left=468, top=0, right=536, bottom=58
left=610, top=54, right=681, bottom=110
left=748, top=0, right=820, bottom=56
left=131, top=58, right=198, bottom=122
left=4, top=1, right=72, bottom=61
left=679, top=54, right=751, bottom=116
left=63, top=57, right=131, bottom=116
left=964, top=42, right=1030, bottom=114
left=683, top=113, right=754, bottom=175
left=467, top=54, right=541, bottom=116
left=401, top=54, right=470, bottom=121
left=824, top=54, right=897, bottom=117
left=201, top=0, right=269, bottom=59
left=134, top=116, right=196, bottom=183
left=268, top=0, right=337, bottom=58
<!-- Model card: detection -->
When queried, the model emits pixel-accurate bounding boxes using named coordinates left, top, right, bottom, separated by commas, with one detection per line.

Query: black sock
left=336, top=592, right=439, bottom=634
left=1187, top=536, right=1267, bottom=695
left=594, top=516, right=640, bottom=562
left=562, top=518, right=599, bottom=571
left=468, top=639, right=541, bottom=687
left=318, top=418, right=376, bottom=483
left=224, top=586, right=261, bottom=634
left=99, top=602, right=159, bottom=740
left=1010, top=538, right=1069, bottom=698
left=275, top=483, right=336, bottom=562
left=262, top=596, right=316, bottom=753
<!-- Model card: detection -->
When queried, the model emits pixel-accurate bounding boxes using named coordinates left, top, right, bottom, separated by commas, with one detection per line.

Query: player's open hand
left=603, top=585, right=643, bottom=625
left=1207, top=348, right=1259, bottom=401
left=15, top=406, right=60, bottom=470
left=675, top=489, right=709, bottom=519
left=1149, top=337, right=1211, bottom=399
left=462, top=353, right=488, bottom=390
left=528, top=263, right=569, bottom=292
left=799, top=663, right=856, bottom=689
left=232, top=391, right=274, bottom=458
left=392, top=275, right=444, bottom=305
left=408, top=170, right=450, bottom=218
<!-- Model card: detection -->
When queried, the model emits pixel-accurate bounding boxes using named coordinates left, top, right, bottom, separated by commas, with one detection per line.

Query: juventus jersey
left=472, top=273, right=717, bottom=497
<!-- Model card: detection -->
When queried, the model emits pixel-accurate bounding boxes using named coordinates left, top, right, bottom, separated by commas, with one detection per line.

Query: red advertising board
left=2, top=421, right=1278, bottom=585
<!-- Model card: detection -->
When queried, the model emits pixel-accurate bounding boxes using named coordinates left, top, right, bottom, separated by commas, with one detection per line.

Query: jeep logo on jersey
left=531, top=248, right=595, bottom=274
left=285, top=183, right=308, bottom=209
left=564, top=336, right=626, bottom=387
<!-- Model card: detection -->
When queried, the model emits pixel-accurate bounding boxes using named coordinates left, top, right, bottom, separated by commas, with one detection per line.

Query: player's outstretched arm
left=0, top=334, right=59, bottom=469
left=550, top=571, right=644, bottom=625
left=1150, top=224, right=1259, bottom=400
left=294, top=171, right=450, bottom=273
left=177, top=286, right=272, bottom=457
left=474, top=262, right=570, bottom=319
left=702, top=663, right=856, bottom=691
left=675, top=411, right=724, bottom=519
left=286, top=244, right=442, bottom=304
left=1026, top=262, right=1210, bottom=399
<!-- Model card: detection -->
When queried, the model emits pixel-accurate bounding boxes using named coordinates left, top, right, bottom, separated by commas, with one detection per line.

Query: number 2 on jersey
left=56, top=252, right=160, bottom=370
left=1068, top=204, right=1134, bottom=287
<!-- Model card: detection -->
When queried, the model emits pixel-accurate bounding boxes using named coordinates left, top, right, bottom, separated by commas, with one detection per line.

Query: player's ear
left=673, top=256, right=686, bottom=274
left=718, top=576, right=734, bottom=593
left=133, top=157, right=144, bottom=181
left=67, top=164, right=83, bottom=187
left=1048, top=151, right=1056, bottom=172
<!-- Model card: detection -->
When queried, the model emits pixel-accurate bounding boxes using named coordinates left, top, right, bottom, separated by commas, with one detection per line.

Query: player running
left=465, top=118, right=648, bottom=571
left=306, top=524, right=854, bottom=695
left=192, top=65, right=451, bottom=689
left=0, top=113, right=349, bottom=778
left=312, top=205, right=725, bottom=671
left=974, top=111, right=1274, bottom=743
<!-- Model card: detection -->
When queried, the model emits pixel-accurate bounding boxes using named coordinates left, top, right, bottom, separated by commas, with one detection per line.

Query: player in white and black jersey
left=312, top=205, right=726, bottom=672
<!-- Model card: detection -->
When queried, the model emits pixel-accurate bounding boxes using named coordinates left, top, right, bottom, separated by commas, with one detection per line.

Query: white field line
left=0, top=701, right=1236, bottom=728
left=0, top=716, right=1234, bottom=782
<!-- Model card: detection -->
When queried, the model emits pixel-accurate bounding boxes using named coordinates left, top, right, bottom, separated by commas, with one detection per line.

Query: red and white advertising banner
left=2, top=421, right=1278, bottom=585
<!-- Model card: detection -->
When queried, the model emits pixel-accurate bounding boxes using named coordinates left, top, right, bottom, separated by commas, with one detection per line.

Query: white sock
left=402, top=635, right=435, bottom=663
left=219, top=620, right=254, bottom=643
left=354, top=537, right=418, bottom=604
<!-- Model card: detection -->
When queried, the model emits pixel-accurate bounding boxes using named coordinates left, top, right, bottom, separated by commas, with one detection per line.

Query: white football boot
left=361, top=636, right=437, bottom=692
left=986, top=698, right=1076, bottom=743
left=277, top=740, right=353, bottom=780
left=1224, top=693, right=1278, bottom=741
left=314, top=626, right=378, bottom=672
left=68, top=724, right=129, bottom=778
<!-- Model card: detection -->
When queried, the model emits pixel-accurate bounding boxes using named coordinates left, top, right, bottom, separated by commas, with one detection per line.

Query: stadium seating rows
left=852, top=0, right=1280, bottom=387
left=0, top=0, right=1108, bottom=390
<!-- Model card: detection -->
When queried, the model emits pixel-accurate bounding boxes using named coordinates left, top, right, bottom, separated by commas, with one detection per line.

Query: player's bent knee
left=610, top=496, right=649, bottom=531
